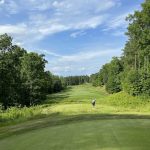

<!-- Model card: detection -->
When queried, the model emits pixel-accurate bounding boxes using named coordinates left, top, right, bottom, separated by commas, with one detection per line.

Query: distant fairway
left=43, top=84, right=150, bottom=115
left=1, top=84, right=150, bottom=150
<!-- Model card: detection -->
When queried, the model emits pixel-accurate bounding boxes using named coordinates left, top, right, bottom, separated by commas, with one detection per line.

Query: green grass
left=1, top=84, right=150, bottom=126
left=1, top=84, right=150, bottom=150
left=1, top=119, right=150, bottom=150
left=0, top=84, right=108, bottom=125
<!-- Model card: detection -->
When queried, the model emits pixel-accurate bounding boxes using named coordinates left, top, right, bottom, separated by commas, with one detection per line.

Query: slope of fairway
left=1, top=119, right=150, bottom=150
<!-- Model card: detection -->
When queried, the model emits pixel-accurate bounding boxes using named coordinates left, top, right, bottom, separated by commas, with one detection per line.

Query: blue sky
left=0, top=0, right=144, bottom=76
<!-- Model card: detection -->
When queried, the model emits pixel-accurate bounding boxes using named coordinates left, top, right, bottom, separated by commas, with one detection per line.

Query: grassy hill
left=1, top=84, right=150, bottom=150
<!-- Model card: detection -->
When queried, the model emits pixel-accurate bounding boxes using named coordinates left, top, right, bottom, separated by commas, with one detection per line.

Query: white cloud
left=44, top=47, right=122, bottom=75
left=0, top=0, right=118, bottom=45
left=0, top=0, right=142, bottom=76
left=0, top=0, right=123, bottom=76
left=0, top=24, right=27, bottom=35
left=0, top=1, right=20, bottom=14
left=42, top=50, right=61, bottom=57
left=103, top=5, right=142, bottom=36
left=0, top=0, right=52, bottom=12
left=70, top=31, right=86, bottom=38
left=58, top=49, right=120, bottom=62
left=112, top=30, right=125, bottom=36
left=38, top=24, right=69, bottom=35
left=7, top=1, right=19, bottom=14
left=42, top=48, right=120, bottom=63
left=30, top=15, right=106, bottom=38
left=73, top=16, right=106, bottom=30
left=104, top=13, right=128, bottom=31
left=49, top=65, right=76, bottom=76
left=0, top=0, right=5, bottom=5
left=80, top=67, right=86, bottom=71
left=26, top=0, right=52, bottom=11
left=52, top=0, right=117, bottom=15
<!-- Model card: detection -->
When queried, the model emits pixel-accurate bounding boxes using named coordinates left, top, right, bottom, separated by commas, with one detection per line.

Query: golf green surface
left=0, top=119, right=150, bottom=150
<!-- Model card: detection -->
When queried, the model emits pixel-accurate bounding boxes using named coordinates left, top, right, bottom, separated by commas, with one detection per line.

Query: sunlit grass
left=1, top=84, right=150, bottom=126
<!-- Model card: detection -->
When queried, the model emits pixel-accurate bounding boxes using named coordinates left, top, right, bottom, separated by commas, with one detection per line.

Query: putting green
left=0, top=119, right=150, bottom=150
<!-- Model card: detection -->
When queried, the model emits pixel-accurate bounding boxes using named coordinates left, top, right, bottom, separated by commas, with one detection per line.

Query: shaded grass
left=0, top=117, right=150, bottom=150
left=1, top=113, right=150, bottom=140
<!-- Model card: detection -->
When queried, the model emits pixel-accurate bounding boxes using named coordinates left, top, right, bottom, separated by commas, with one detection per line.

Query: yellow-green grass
left=1, top=84, right=150, bottom=126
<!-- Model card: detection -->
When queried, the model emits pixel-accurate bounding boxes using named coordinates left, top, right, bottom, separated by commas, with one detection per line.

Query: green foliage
left=122, top=70, right=150, bottom=96
left=90, top=73, right=100, bottom=86
left=0, top=34, right=26, bottom=109
left=0, top=34, right=64, bottom=109
left=105, top=91, right=150, bottom=111
left=91, top=57, right=123, bottom=93
left=52, top=76, right=63, bottom=92
left=0, top=106, right=43, bottom=123
left=122, top=0, right=150, bottom=96
left=20, top=52, right=48, bottom=106
left=43, top=71, right=54, bottom=94
left=105, top=57, right=123, bottom=93
left=65, top=75, right=89, bottom=86
left=98, top=63, right=110, bottom=85
left=91, top=0, right=150, bottom=97
left=106, top=75, right=122, bottom=94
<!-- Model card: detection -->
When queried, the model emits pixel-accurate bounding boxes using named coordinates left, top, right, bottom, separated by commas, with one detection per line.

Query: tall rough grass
left=105, top=91, right=150, bottom=112
left=0, top=105, right=46, bottom=125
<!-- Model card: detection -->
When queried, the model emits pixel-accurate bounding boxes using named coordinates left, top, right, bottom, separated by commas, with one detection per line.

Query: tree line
left=90, top=0, right=150, bottom=96
left=64, top=75, right=89, bottom=85
left=0, top=34, right=65, bottom=109
left=0, top=34, right=90, bottom=109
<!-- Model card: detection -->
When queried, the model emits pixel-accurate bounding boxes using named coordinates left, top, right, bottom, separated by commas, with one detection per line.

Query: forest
left=91, top=0, right=150, bottom=96
left=0, top=34, right=66, bottom=109
left=0, top=36, right=90, bottom=110
left=64, top=76, right=89, bottom=85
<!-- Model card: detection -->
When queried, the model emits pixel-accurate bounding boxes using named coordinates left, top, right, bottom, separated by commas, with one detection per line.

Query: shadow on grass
left=45, top=86, right=73, bottom=105
left=1, top=113, right=150, bottom=140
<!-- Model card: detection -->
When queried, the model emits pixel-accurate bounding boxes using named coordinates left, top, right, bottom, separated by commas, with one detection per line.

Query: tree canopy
left=90, top=0, right=150, bottom=96
left=0, top=34, right=64, bottom=109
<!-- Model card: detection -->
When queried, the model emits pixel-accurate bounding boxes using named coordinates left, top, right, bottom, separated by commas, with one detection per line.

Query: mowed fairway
left=1, top=84, right=150, bottom=150
left=1, top=119, right=150, bottom=150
